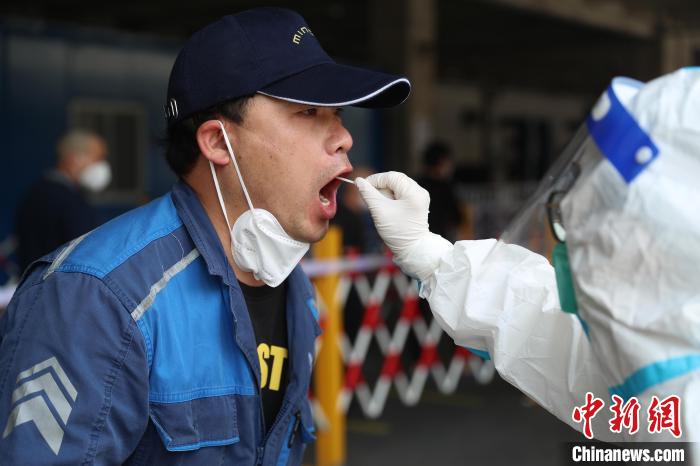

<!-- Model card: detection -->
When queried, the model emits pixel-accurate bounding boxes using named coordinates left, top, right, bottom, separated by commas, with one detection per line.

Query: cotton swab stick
left=336, top=175, right=395, bottom=199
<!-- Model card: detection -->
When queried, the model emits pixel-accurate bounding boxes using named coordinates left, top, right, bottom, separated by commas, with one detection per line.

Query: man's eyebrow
left=284, top=101, right=312, bottom=110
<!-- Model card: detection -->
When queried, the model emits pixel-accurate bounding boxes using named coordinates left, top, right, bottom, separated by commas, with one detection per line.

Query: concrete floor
left=305, top=374, right=585, bottom=466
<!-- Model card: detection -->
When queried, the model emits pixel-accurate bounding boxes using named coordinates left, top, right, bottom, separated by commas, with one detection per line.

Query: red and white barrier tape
left=309, top=253, right=495, bottom=422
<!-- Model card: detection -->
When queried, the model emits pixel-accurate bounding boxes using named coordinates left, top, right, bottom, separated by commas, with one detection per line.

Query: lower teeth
left=320, top=194, right=330, bottom=206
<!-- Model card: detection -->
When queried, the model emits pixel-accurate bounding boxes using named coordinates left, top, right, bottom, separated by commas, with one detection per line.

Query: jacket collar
left=171, top=180, right=237, bottom=285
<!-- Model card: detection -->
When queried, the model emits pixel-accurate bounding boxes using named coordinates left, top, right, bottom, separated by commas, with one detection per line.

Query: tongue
left=319, top=179, right=338, bottom=205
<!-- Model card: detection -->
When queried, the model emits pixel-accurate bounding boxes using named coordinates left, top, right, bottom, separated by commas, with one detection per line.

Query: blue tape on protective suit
left=608, top=354, right=700, bottom=400
left=464, top=347, right=491, bottom=361
left=586, top=78, right=659, bottom=183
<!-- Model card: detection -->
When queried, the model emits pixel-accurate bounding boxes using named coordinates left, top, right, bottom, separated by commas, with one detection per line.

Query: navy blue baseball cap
left=165, top=7, right=411, bottom=125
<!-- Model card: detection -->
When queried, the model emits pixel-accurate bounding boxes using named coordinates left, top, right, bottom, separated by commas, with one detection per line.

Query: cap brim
left=258, top=62, right=410, bottom=108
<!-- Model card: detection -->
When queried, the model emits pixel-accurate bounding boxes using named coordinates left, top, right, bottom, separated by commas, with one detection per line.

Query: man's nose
left=327, top=120, right=353, bottom=156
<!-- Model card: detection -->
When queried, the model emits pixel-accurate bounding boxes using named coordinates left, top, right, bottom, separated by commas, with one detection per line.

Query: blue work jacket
left=0, top=181, right=320, bottom=465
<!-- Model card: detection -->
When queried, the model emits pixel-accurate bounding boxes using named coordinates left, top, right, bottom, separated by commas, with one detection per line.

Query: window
left=68, top=100, right=147, bottom=204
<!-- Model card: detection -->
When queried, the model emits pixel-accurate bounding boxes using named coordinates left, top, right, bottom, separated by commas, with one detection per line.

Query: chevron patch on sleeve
left=2, top=356, right=78, bottom=455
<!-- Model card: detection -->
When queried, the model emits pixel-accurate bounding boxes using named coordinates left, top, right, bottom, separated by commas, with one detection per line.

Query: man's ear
left=196, top=120, right=231, bottom=166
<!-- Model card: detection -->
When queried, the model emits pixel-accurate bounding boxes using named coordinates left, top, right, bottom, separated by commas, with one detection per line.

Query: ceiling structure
left=3, top=0, right=700, bottom=36
left=438, top=1, right=660, bottom=94
left=0, top=1, right=372, bottom=60
left=1, top=0, right=698, bottom=95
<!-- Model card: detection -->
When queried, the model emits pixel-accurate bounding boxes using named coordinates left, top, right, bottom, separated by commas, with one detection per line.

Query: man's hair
left=422, top=140, right=452, bottom=168
left=57, top=129, right=103, bottom=161
left=165, top=96, right=252, bottom=177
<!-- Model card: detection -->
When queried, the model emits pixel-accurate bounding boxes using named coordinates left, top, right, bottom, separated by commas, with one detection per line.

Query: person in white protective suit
left=354, top=68, right=700, bottom=456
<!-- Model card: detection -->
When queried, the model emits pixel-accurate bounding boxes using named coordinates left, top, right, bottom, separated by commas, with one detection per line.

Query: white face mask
left=79, top=160, right=112, bottom=192
left=210, top=120, right=309, bottom=287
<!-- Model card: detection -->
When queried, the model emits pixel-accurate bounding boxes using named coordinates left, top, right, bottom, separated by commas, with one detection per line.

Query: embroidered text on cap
left=292, top=26, right=313, bottom=45
left=164, top=98, right=179, bottom=121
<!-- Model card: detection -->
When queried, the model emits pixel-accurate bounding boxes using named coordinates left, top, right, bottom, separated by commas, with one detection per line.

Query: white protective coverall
left=356, top=68, right=700, bottom=454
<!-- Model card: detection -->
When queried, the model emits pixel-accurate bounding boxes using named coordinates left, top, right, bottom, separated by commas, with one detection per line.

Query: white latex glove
left=355, top=171, right=453, bottom=281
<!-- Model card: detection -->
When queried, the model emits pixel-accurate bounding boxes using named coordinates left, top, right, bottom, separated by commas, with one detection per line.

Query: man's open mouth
left=319, top=178, right=341, bottom=206
left=316, top=169, right=352, bottom=218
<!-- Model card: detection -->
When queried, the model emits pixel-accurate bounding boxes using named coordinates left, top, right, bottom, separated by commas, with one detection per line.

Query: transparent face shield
left=495, top=77, right=658, bottom=316
left=497, top=125, right=604, bottom=314
left=500, top=124, right=601, bottom=248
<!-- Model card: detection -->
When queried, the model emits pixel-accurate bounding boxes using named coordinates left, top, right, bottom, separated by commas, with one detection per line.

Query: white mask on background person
left=210, top=120, right=309, bottom=287
left=78, top=160, right=112, bottom=192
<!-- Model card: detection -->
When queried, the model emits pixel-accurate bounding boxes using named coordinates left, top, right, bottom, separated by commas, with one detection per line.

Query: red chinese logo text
left=572, top=392, right=605, bottom=439
left=609, top=395, right=640, bottom=435
left=572, top=393, right=682, bottom=439
left=647, top=395, right=682, bottom=438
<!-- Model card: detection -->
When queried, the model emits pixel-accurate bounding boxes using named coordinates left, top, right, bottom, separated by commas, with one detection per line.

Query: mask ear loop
left=208, top=160, right=232, bottom=231
left=217, top=120, right=255, bottom=213
left=208, top=120, right=258, bottom=231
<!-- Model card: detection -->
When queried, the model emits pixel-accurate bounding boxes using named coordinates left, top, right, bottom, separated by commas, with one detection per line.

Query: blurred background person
left=416, top=141, right=462, bottom=242
left=14, top=129, right=110, bottom=271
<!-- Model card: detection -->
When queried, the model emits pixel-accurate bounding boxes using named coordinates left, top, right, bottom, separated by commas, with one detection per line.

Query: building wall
left=0, top=19, right=180, bottom=242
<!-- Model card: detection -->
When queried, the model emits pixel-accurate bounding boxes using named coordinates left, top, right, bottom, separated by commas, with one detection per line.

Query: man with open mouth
left=0, top=7, right=409, bottom=466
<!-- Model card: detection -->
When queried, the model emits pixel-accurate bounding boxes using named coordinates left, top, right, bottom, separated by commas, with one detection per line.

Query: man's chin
left=296, top=221, right=330, bottom=244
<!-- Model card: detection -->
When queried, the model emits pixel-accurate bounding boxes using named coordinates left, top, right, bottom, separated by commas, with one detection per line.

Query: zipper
left=259, top=289, right=302, bottom=464
left=287, top=411, right=302, bottom=448
left=256, top=387, right=266, bottom=464
left=256, top=402, right=293, bottom=465
left=227, top=286, right=269, bottom=463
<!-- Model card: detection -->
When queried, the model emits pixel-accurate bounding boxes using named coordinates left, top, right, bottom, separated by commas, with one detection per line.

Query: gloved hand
left=355, top=171, right=453, bottom=281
